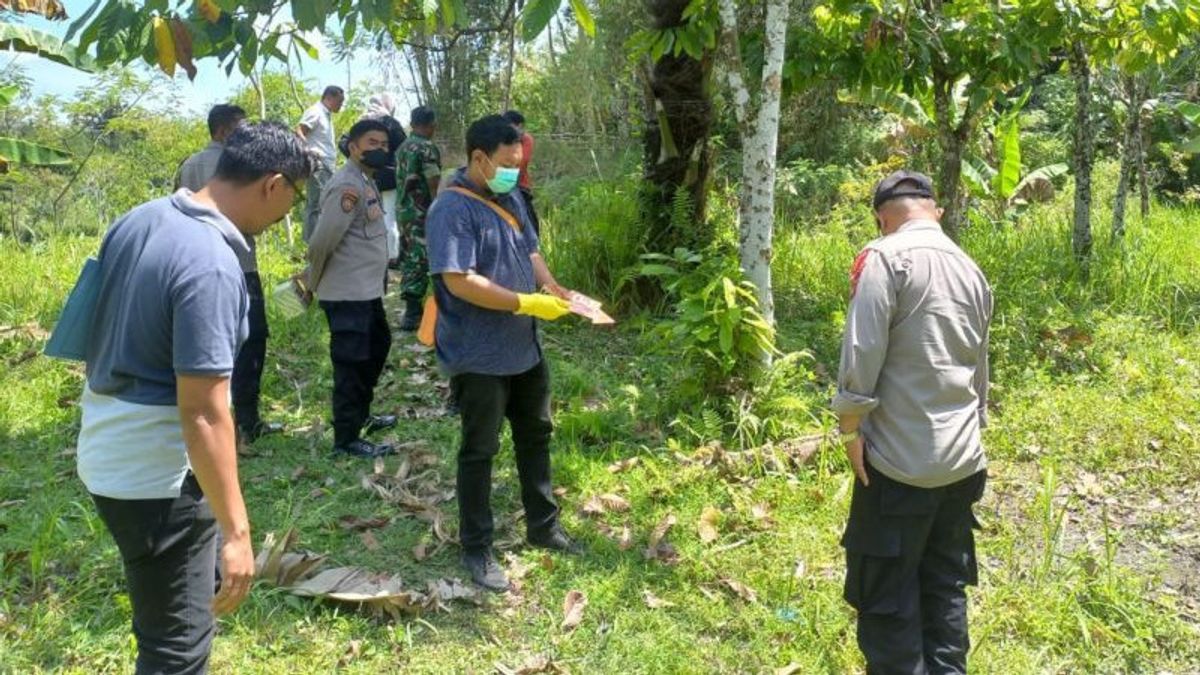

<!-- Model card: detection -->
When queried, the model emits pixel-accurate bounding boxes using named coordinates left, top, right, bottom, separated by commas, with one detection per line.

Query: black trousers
left=842, top=463, right=987, bottom=675
left=519, top=187, right=540, bottom=236
left=91, top=475, right=218, bottom=675
left=231, top=271, right=268, bottom=432
left=451, top=359, right=559, bottom=552
left=321, top=298, right=392, bottom=446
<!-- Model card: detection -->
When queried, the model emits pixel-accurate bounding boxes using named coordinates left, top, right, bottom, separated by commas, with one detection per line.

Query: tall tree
left=798, top=0, right=1059, bottom=238
left=717, top=0, right=790, bottom=327
left=634, top=0, right=717, bottom=254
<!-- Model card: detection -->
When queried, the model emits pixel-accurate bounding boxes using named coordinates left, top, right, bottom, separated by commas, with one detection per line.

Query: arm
left=295, top=123, right=310, bottom=141
left=530, top=252, right=569, bottom=299
left=177, top=374, right=253, bottom=615
left=974, top=289, right=993, bottom=429
left=305, top=187, right=356, bottom=291
left=425, top=145, right=441, bottom=198
left=442, top=271, right=520, bottom=311
left=832, top=250, right=895, bottom=485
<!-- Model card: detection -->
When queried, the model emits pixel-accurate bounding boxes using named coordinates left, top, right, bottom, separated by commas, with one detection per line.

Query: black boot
left=399, top=298, right=423, bottom=332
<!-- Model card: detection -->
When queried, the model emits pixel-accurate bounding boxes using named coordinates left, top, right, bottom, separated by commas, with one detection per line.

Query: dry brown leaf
left=553, top=486, right=568, bottom=498
left=539, top=554, right=555, bottom=572
left=775, top=664, right=802, bottom=675
left=648, top=514, right=676, bottom=549
left=494, top=654, right=563, bottom=675
left=697, top=506, right=721, bottom=544
left=412, top=541, right=429, bottom=561
left=642, top=589, right=675, bottom=609
left=617, top=524, right=633, bottom=551
left=606, top=457, right=641, bottom=473
left=720, top=577, right=758, bottom=603
left=360, top=531, right=380, bottom=551
left=290, top=465, right=307, bottom=482
left=338, top=515, right=391, bottom=531
left=581, top=493, right=631, bottom=517
left=337, top=639, right=362, bottom=668
left=561, top=590, right=587, bottom=632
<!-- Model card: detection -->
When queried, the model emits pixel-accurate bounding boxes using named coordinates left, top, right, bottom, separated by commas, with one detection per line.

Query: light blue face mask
left=485, top=156, right=520, bottom=194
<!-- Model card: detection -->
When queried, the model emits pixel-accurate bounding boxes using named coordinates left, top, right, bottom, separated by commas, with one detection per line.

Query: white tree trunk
left=719, top=0, right=789, bottom=328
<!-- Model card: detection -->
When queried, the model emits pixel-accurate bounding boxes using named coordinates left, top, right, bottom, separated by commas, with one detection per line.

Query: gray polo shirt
left=426, top=169, right=542, bottom=377
left=78, top=190, right=250, bottom=499
left=832, top=219, right=992, bottom=488
left=175, top=140, right=258, bottom=273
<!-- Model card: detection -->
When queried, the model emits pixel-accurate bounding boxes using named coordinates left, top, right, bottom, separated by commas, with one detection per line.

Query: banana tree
left=0, top=22, right=94, bottom=171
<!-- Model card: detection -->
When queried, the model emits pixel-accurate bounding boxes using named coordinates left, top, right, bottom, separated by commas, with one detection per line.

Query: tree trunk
left=1138, top=123, right=1150, bottom=219
left=546, top=18, right=557, bottom=68
left=640, top=0, right=714, bottom=255
left=503, top=16, right=517, bottom=111
left=1068, top=40, right=1093, bottom=263
left=931, top=72, right=967, bottom=240
left=1113, top=76, right=1139, bottom=239
left=719, top=0, right=789, bottom=327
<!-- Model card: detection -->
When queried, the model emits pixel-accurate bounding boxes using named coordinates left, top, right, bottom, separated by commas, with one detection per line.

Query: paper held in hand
left=568, top=291, right=615, bottom=325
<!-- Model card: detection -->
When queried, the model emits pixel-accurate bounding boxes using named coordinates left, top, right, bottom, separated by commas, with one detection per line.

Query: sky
left=12, top=0, right=411, bottom=117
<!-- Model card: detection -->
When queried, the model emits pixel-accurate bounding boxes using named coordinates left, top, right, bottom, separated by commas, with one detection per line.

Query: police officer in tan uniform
left=306, top=118, right=398, bottom=458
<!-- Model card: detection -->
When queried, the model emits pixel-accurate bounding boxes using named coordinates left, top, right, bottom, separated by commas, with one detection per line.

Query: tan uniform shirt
left=306, top=163, right=388, bottom=301
left=832, top=219, right=993, bottom=488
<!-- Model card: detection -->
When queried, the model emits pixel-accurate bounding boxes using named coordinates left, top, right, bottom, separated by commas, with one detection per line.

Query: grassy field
left=2, top=192, right=1200, bottom=673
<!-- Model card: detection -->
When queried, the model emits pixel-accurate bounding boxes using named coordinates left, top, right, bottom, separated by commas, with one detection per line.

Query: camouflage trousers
left=398, top=216, right=428, bottom=301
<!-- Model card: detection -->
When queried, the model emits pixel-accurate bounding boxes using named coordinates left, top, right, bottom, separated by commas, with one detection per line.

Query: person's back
left=82, top=195, right=248, bottom=493
left=850, top=220, right=991, bottom=487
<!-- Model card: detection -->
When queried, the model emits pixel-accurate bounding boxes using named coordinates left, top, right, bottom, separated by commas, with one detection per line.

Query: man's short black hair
left=214, top=121, right=316, bottom=186
left=502, top=109, right=525, bottom=126
left=346, top=118, right=389, bottom=144
left=466, top=114, right=521, bottom=157
left=410, top=106, right=436, bottom=127
left=322, top=85, right=345, bottom=100
left=207, top=104, right=245, bottom=138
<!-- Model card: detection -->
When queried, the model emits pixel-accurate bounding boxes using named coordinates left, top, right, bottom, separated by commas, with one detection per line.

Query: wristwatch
left=839, top=428, right=860, bottom=443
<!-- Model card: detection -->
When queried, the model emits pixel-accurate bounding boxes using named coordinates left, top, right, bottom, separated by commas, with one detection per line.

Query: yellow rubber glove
left=515, top=293, right=572, bottom=321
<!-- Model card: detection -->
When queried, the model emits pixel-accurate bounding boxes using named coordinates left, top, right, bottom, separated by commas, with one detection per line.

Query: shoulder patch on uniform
left=849, top=249, right=872, bottom=299
left=340, top=188, right=360, bottom=213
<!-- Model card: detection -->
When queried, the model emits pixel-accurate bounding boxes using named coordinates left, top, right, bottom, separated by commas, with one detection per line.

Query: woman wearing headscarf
left=364, top=93, right=407, bottom=268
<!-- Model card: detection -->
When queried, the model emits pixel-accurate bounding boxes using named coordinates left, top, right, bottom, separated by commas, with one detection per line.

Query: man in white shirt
left=297, top=85, right=345, bottom=242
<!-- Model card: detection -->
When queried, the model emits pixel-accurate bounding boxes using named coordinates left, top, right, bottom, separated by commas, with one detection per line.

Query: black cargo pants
left=451, top=359, right=560, bottom=553
left=841, top=462, right=987, bottom=675
left=320, top=298, right=392, bottom=446
left=231, top=271, right=268, bottom=433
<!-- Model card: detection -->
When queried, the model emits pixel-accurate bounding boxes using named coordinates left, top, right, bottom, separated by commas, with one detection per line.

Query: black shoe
left=333, top=439, right=395, bottom=458
left=462, top=550, right=510, bottom=592
left=398, top=299, right=423, bottom=332
left=362, top=414, right=398, bottom=435
left=237, top=420, right=284, bottom=444
left=528, top=526, right=583, bottom=555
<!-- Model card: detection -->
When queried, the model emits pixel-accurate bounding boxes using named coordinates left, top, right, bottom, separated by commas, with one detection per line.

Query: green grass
left=2, top=190, right=1200, bottom=673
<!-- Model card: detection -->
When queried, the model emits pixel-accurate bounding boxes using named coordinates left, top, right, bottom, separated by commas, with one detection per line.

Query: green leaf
left=837, top=86, right=932, bottom=127
left=722, top=277, right=737, bottom=309
left=522, top=0, right=559, bottom=43
left=718, top=319, right=734, bottom=354
left=0, top=137, right=72, bottom=167
left=291, top=33, right=320, bottom=60
left=0, top=23, right=97, bottom=72
left=569, top=0, right=595, bottom=37
left=64, top=0, right=103, bottom=42
left=993, top=117, right=1021, bottom=200
left=1179, top=136, right=1200, bottom=155
left=1176, top=101, right=1200, bottom=125
left=0, top=84, right=18, bottom=106
left=421, top=0, right=438, bottom=17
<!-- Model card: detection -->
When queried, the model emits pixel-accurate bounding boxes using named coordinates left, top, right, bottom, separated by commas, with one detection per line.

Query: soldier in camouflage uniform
left=396, top=106, right=442, bottom=330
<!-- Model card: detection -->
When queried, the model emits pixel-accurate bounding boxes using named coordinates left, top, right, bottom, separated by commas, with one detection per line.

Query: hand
left=291, top=273, right=313, bottom=306
left=515, top=293, right=571, bottom=321
left=844, top=434, right=870, bottom=487
left=212, top=531, right=254, bottom=616
left=541, top=282, right=572, bottom=301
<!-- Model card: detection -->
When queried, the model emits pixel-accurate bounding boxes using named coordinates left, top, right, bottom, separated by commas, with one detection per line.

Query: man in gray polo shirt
left=833, top=170, right=992, bottom=674
left=177, top=104, right=281, bottom=445
left=426, top=115, right=579, bottom=592
left=79, top=122, right=312, bottom=674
